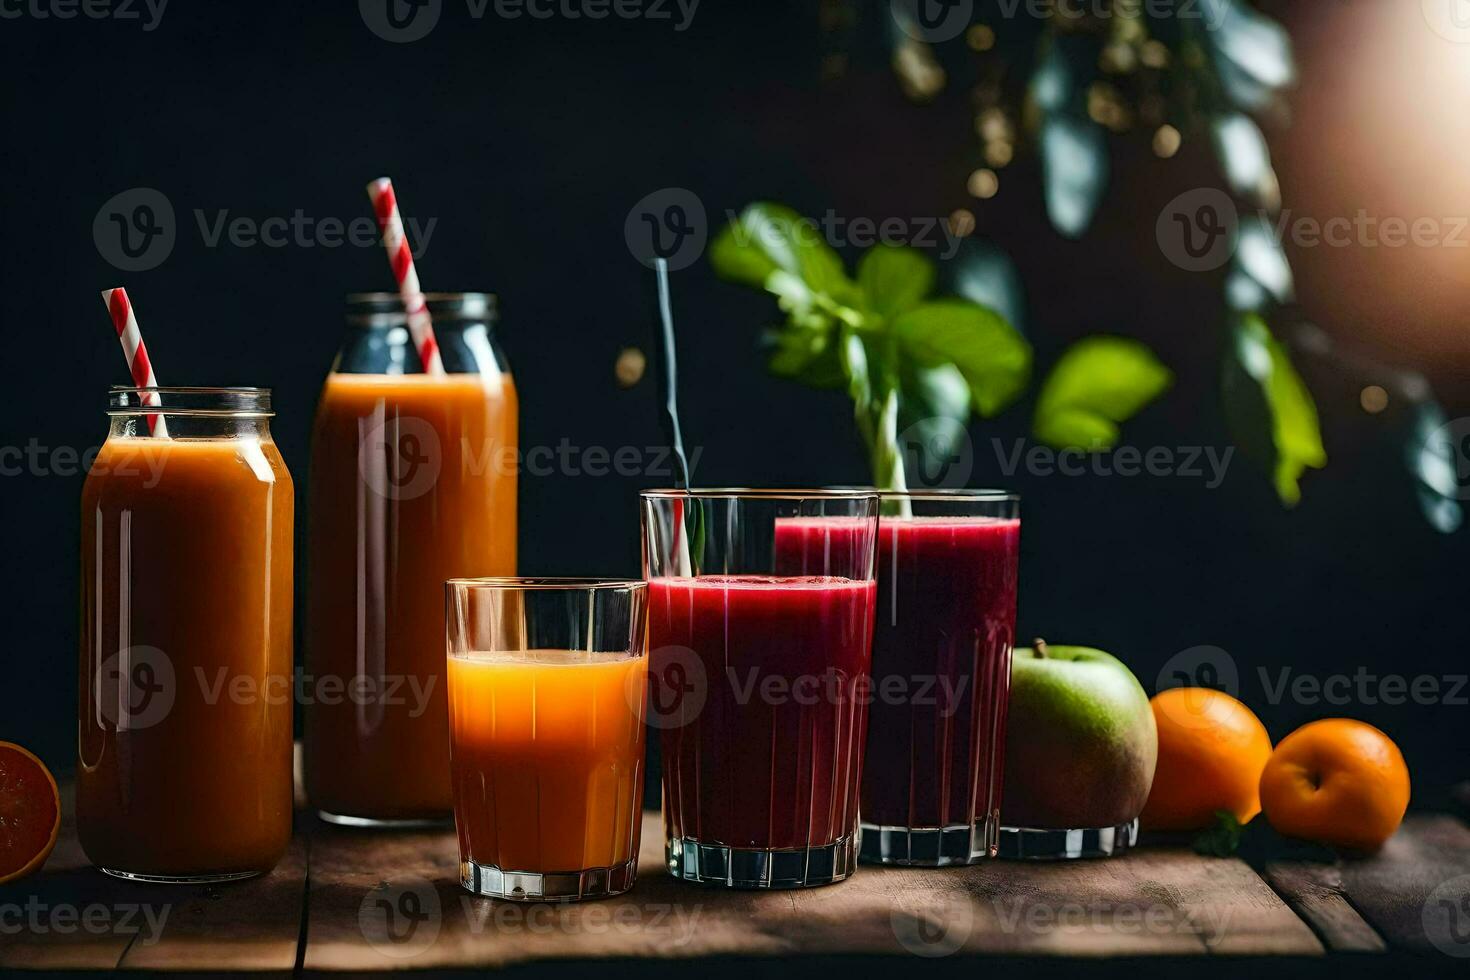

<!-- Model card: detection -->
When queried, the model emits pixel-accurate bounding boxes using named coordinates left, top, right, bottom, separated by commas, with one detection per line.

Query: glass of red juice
left=641, top=489, right=879, bottom=888
left=775, top=490, right=1020, bottom=865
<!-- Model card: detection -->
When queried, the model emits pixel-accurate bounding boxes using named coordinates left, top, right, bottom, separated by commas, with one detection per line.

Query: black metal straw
left=653, top=258, right=692, bottom=489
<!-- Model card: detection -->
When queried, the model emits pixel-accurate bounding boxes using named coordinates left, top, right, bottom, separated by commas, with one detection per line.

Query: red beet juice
left=776, top=508, right=1020, bottom=864
left=648, top=575, right=876, bottom=869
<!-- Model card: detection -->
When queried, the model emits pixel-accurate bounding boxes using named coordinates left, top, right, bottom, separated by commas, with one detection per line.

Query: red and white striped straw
left=101, top=287, right=169, bottom=438
left=366, top=178, right=444, bottom=375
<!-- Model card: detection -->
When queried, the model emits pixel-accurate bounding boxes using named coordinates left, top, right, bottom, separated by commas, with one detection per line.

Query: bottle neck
left=334, top=321, right=508, bottom=376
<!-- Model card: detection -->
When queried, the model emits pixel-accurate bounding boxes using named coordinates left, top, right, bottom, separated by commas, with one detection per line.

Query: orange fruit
left=1140, top=688, right=1273, bottom=831
left=0, top=741, right=61, bottom=884
left=1259, top=718, right=1410, bottom=852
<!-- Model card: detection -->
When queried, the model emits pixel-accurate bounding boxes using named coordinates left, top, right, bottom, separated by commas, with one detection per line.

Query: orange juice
left=79, top=424, right=294, bottom=881
left=447, top=652, right=646, bottom=875
left=306, top=372, right=517, bottom=822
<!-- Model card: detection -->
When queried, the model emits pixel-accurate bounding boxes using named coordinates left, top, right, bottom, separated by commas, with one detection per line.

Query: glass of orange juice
left=445, top=578, right=648, bottom=902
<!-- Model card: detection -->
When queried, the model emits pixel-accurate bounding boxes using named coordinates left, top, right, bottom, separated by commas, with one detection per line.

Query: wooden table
left=5, top=784, right=1470, bottom=976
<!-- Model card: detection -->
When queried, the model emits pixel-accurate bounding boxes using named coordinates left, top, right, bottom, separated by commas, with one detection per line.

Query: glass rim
left=445, top=576, right=647, bottom=592
left=823, top=484, right=1018, bottom=502
left=640, top=488, right=880, bottom=501
left=107, top=386, right=273, bottom=418
left=880, top=488, right=1018, bottom=502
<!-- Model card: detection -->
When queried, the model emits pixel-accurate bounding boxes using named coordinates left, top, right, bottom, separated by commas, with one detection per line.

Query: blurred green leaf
left=892, top=301, right=1032, bottom=416
left=1033, top=336, right=1173, bottom=450
left=1404, top=401, right=1465, bottom=534
left=765, top=327, right=845, bottom=389
left=1417, top=486, right=1464, bottom=535
left=1225, top=265, right=1271, bottom=313
left=1204, top=0, right=1295, bottom=91
left=1029, top=35, right=1108, bottom=239
left=709, top=213, right=778, bottom=287
left=1222, top=314, right=1326, bottom=506
left=1200, top=1, right=1294, bottom=112
left=713, top=203, right=1029, bottom=493
left=1041, top=114, right=1110, bottom=240
left=857, top=244, right=935, bottom=320
left=1029, top=33, right=1094, bottom=115
left=1214, top=56, right=1276, bottom=112
left=1212, top=113, right=1280, bottom=211
left=1030, top=41, right=1074, bottom=114
left=1231, top=215, right=1293, bottom=305
left=710, top=202, right=853, bottom=300
left=943, top=239, right=1027, bottom=335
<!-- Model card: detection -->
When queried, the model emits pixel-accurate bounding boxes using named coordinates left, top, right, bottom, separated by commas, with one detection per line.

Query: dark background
left=1, top=2, right=1466, bottom=807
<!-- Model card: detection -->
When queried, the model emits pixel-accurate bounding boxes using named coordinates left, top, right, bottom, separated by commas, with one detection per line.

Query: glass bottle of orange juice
left=305, top=293, right=518, bottom=825
left=78, top=386, right=294, bottom=882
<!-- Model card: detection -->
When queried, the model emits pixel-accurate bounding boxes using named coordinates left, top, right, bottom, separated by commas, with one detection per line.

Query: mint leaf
left=892, top=301, right=1031, bottom=417
left=1192, top=810, right=1245, bottom=858
left=857, top=244, right=934, bottom=320
left=766, top=328, right=845, bottom=389
left=1033, top=336, right=1173, bottom=450
left=1222, top=314, right=1326, bottom=506
left=710, top=203, right=853, bottom=301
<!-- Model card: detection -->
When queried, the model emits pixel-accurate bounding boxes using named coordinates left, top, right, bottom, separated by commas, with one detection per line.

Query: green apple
left=1001, top=640, right=1158, bottom=829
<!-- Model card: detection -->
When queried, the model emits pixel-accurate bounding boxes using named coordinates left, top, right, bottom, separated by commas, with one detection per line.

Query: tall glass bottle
left=305, top=293, right=518, bottom=825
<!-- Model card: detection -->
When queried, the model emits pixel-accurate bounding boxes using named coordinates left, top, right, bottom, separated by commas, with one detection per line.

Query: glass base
left=460, top=857, right=637, bottom=902
left=860, top=811, right=1000, bottom=866
left=100, top=867, right=263, bottom=884
left=665, top=833, right=858, bottom=888
left=997, top=819, right=1139, bottom=860
left=317, top=809, right=451, bottom=830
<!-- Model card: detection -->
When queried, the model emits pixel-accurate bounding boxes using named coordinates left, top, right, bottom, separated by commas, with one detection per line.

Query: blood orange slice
left=0, top=741, right=61, bottom=884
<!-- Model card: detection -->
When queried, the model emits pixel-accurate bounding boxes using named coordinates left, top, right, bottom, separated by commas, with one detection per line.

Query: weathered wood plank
left=300, top=818, right=457, bottom=971
left=0, top=790, right=135, bottom=971
left=966, top=845, right=1322, bottom=956
left=1264, top=863, right=1386, bottom=953
left=299, top=811, right=1322, bottom=970
left=116, top=830, right=308, bottom=972
left=1298, top=814, right=1470, bottom=956
left=0, top=783, right=307, bottom=973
